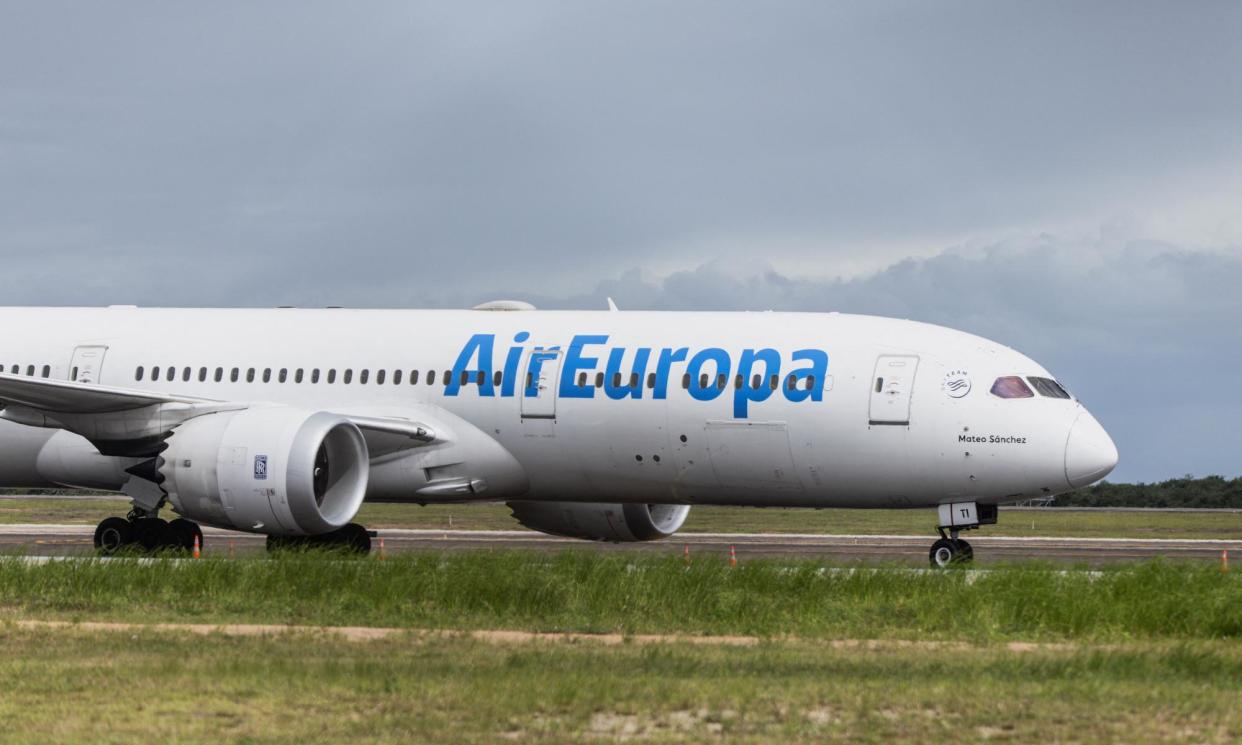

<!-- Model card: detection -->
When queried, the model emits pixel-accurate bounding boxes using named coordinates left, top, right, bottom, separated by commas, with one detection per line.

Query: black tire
left=168, top=519, right=203, bottom=553
left=957, top=539, right=974, bottom=563
left=94, top=517, right=133, bottom=555
left=333, top=523, right=372, bottom=554
left=133, top=517, right=171, bottom=552
left=933, top=538, right=958, bottom=568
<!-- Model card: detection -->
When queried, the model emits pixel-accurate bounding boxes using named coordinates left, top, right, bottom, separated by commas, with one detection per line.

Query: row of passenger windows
left=2, top=364, right=53, bottom=378
left=990, top=376, right=1071, bottom=400
left=134, top=365, right=817, bottom=392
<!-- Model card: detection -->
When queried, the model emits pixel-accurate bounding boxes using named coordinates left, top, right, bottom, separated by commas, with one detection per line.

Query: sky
left=1, top=2, right=1240, bottom=482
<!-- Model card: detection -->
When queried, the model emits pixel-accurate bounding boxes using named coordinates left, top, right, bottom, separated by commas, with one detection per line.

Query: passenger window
left=215, top=367, right=223, bottom=382
left=42, top=365, right=50, bottom=378
left=231, top=368, right=239, bottom=383
left=647, top=372, right=657, bottom=389
left=990, top=376, right=1034, bottom=399
left=752, top=374, right=762, bottom=389
left=425, top=370, right=435, bottom=385
left=699, top=373, right=709, bottom=389
left=295, top=369, right=304, bottom=384
left=262, top=368, right=272, bottom=383
left=410, top=370, right=419, bottom=385
left=682, top=373, right=691, bottom=389
left=360, top=369, right=369, bottom=385
left=167, top=367, right=176, bottom=382
left=392, top=370, right=401, bottom=385
left=613, top=372, right=622, bottom=388
left=525, top=372, right=533, bottom=390
left=770, top=374, right=779, bottom=390
left=805, top=375, right=816, bottom=390
left=786, top=375, right=796, bottom=390
left=578, top=372, right=587, bottom=386
left=182, top=367, right=190, bottom=382
left=198, top=367, right=207, bottom=382
left=442, top=370, right=451, bottom=385
left=246, top=368, right=255, bottom=383
left=25, top=365, right=34, bottom=376
left=476, top=370, right=485, bottom=385
left=493, top=370, right=502, bottom=386
left=375, top=370, right=385, bottom=385
left=278, top=368, right=288, bottom=383
left=344, top=369, right=353, bottom=384
left=595, top=372, right=604, bottom=388
left=715, top=374, right=725, bottom=390
left=1027, top=377, right=1071, bottom=399
left=135, top=366, right=144, bottom=381
left=328, top=369, right=337, bottom=384
left=875, top=377, right=884, bottom=393
left=311, top=369, right=321, bottom=384
left=460, top=371, right=469, bottom=385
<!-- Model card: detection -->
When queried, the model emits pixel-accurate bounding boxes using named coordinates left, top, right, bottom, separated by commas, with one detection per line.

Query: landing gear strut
left=266, top=523, right=373, bottom=554
left=93, top=513, right=203, bottom=556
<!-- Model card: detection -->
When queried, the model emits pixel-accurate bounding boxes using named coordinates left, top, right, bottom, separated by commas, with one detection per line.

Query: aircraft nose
left=1064, top=410, right=1119, bottom=488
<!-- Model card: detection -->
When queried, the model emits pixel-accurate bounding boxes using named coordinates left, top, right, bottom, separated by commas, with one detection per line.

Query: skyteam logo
left=444, top=332, right=829, bottom=419
left=942, top=370, right=971, bottom=399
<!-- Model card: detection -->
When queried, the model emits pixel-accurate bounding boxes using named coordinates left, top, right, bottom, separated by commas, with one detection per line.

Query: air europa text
left=444, top=333, right=829, bottom=418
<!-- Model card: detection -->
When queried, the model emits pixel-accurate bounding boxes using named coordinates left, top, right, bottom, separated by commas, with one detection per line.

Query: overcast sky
left=2, top=2, right=1240, bottom=482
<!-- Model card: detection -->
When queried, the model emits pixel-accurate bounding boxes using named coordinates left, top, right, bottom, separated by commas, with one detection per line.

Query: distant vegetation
left=1057, top=476, right=1242, bottom=509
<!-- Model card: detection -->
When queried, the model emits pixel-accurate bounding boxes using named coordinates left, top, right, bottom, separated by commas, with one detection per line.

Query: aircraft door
left=520, top=349, right=561, bottom=419
left=69, top=345, right=109, bottom=384
left=869, top=355, right=919, bottom=426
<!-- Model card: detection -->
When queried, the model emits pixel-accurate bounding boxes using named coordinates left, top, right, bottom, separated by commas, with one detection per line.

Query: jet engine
left=506, top=501, right=690, bottom=542
left=159, top=408, right=369, bottom=536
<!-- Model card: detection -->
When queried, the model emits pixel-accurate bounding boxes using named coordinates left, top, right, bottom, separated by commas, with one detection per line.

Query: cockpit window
left=1028, top=377, right=1071, bottom=399
left=990, top=376, right=1034, bottom=399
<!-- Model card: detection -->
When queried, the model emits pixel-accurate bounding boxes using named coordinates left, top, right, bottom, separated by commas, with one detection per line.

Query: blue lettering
left=604, top=347, right=651, bottom=400
left=686, top=348, right=730, bottom=401
left=733, top=348, right=781, bottom=418
left=445, top=334, right=495, bottom=397
left=500, top=332, right=530, bottom=397
left=652, top=347, right=689, bottom=399
left=559, top=334, right=608, bottom=399
left=784, top=349, right=829, bottom=403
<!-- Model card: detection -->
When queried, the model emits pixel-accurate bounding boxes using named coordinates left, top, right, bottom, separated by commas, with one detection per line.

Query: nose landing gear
left=929, top=501, right=996, bottom=568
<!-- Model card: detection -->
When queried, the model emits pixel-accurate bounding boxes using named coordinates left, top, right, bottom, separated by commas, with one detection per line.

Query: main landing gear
left=928, top=501, right=997, bottom=568
left=265, top=523, right=373, bottom=554
left=93, top=513, right=203, bottom=555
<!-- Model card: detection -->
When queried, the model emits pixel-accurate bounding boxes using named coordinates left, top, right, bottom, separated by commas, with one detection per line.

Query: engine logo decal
left=254, top=455, right=268, bottom=480
left=942, top=371, right=971, bottom=398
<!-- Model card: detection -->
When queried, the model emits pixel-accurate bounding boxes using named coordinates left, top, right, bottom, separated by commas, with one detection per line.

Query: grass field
left=3, top=496, right=1242, bottom=539
left=2, top=629, right=1240, bottom=744
left=3, top=554, right=1242, bottom=743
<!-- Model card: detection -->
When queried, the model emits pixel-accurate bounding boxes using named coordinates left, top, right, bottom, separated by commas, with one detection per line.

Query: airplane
left=0, top=302, right=1118, bottom=567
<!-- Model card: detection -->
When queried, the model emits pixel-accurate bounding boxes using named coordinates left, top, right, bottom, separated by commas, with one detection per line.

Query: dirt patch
left=8, top=619, right=1082, bottom=652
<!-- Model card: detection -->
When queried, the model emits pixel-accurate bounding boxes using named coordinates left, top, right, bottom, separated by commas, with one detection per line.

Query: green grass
left=4, top=497, right=1242, bottom=539
left=3, top=553, right=1241, bottom=641
left=1, top=628, right=1241, bottom=744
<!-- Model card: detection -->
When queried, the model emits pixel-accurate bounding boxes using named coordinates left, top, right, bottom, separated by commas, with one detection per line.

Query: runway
left=2, top=524, right=1239, bottom=564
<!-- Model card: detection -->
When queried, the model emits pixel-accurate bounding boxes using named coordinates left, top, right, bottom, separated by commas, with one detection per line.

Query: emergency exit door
left=70, top=345, right=108, bottom=384
left=869, top=355, right=919, bottom=426
left=520, top=349, right=561, bottom=419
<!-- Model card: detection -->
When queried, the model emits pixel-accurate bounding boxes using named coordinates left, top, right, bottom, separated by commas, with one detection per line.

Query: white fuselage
left=0, top=306, right=1117, bottom=508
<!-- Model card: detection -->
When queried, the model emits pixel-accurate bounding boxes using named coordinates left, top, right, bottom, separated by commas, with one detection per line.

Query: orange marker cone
left=1223, top=549, right=1229, bottom=573
left=379, top=537, right=386, bottom=560
left=729, top=544, right=737, bottom=568
left=228, top=539, right=235, bottom=558
left=192, top=534, right=201, bottom=559
left=683, top=544, right=690, bottom=565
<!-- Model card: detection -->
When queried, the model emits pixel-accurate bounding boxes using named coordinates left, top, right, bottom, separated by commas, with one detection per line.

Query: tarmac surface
left=2, top=523, right=1239, bottom=565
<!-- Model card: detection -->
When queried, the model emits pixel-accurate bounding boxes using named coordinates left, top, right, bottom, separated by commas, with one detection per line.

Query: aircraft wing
left=0, top=373, right=437, bottom=454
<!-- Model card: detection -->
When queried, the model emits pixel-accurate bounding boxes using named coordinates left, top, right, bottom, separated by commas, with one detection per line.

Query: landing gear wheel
left=94, top=517, right=134, bottom=555
left=168, top=519, right=203, bottom=553
left=332, top=523, right=372, bottom=554
left=929, top=538, right=973, bottom=568
left=133, top=518, right=172, bottom=552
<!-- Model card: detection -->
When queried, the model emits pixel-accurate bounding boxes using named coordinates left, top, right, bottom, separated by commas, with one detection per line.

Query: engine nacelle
left=160, top=408, right=369, bottom=536
left=506, top=501, right=690, bottom=542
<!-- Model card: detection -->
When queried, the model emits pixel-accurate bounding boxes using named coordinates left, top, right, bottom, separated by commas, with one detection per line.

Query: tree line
left=1054, top=476, right=1242, bottom=509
